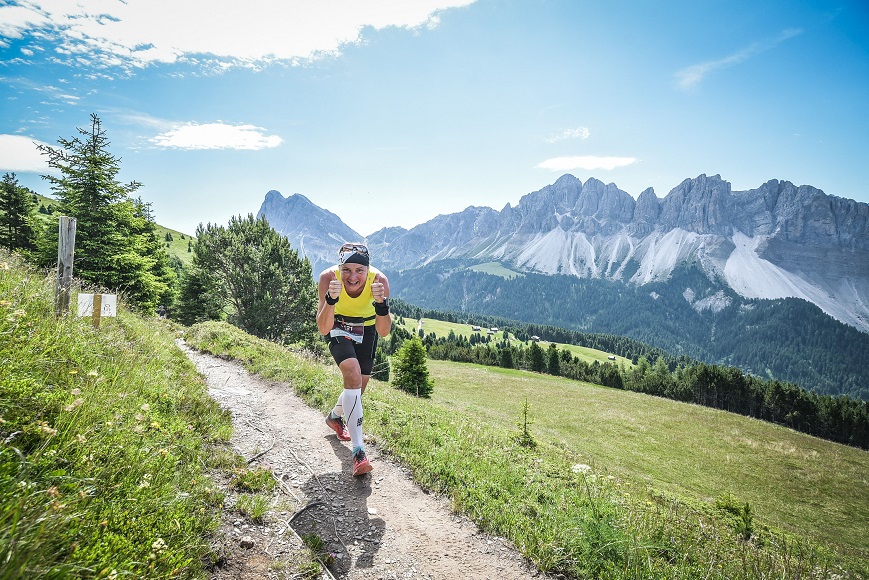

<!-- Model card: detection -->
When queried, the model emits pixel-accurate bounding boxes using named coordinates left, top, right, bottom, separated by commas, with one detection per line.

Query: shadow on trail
left=289, top=435, right=385, bottom=577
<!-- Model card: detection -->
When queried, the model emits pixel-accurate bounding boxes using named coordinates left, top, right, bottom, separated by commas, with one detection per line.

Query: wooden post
left=55, top=216, right=76, bottom=317
left=92, top=293, right=102, bottom=329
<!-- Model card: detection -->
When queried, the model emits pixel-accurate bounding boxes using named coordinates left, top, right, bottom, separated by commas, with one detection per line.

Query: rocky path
left=179, top=341, right=541, bottom=580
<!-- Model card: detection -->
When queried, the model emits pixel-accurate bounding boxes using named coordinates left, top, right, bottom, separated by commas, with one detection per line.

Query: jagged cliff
left=258, top=174, right=869, bottom=332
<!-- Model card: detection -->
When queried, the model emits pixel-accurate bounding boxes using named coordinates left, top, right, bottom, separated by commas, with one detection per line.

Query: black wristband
left=374, top=298, right=390, bottom=316
left=325, top=294, right=339, bottom=305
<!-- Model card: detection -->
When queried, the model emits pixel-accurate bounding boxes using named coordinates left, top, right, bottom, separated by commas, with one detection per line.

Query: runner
left=316, top=242, right=391, bottom=476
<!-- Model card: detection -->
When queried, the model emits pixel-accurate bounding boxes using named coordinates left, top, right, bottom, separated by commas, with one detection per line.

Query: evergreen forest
left=389, top=261, right=869, bottom=401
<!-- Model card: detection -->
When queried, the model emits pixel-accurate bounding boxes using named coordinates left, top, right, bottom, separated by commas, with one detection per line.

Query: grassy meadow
left=426, top=360, right=869, bottom=558
left=0, top=251, right=237, bottom=578
left=185, top=321, right=869, bottom=579
left=398, top=315, right=635, bottom=367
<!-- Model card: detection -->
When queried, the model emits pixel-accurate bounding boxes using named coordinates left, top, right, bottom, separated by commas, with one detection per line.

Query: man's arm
left=372, top=272, right=392, bottom=337
left=316, top=269, right=341, bottom=335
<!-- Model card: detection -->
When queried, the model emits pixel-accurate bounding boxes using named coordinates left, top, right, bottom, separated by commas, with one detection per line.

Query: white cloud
left=545, top=126, right=590, bottom=143
left=0, top=134, right=55, bottom=173
left=0, top=0, right=476, bottom=73
left=536, top=156, right=638, bottom=171
left=675, top=28, right=802, bottom=90
left=152, top=122, right=283, bottom=150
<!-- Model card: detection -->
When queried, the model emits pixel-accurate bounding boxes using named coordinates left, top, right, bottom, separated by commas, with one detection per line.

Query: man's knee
left=338, top=359, right=363, bottom=388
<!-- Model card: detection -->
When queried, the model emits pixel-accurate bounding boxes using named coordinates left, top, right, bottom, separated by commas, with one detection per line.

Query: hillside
left=3, top=250, right=866, bottom=578
left=389, top=261, right=869, bottom=400
left=185, top=321, right=869, bottom=577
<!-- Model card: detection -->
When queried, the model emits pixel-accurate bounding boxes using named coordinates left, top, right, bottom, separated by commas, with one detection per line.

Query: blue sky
left=1, top=0, right=867, bottom=237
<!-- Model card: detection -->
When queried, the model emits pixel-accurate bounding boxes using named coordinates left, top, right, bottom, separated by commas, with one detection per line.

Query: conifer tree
left=392, top=335, right=434, bottom=397
left=529, top=341, right=546, bottom=372
left=547, top=343, right=561, bottom=375
left=36, top=114, right=174, bottom=310
left=186, top=214, right=317, bottom=345
left=0, top=172, right=38, bottom=253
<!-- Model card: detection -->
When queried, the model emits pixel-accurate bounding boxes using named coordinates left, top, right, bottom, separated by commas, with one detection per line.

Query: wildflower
left=0, top=300, right=10, bottom=306
left=46, top=486, right=61, bottom=498
left=571, top=463, right=592, bottom=474
left=87, top=370, right=98, bottom=377
left=68, top=369, right=78, bottom=375
left=38, top=421, right=58, bottom=436
left=135, top=413, right=145, bottom=422
left=138, top=480, right=151, bottom=489
left=0, top=262, right=7, bottom=270
left=13, top=309, right=25, bottom=317
left=64, top=398, right=85, bottom=412
left=150, top=421, right=161, bottom=429
left=71, top=388, right=81, bottom=395
left=152, top=537, right=167, bottom=552
left=76, top=434, right=87, bottom=444
left=158, top=448, right=169, bottom=457
left=105, top=421, right=113, bottom=427
left=140, top=403, right=150, bottom=412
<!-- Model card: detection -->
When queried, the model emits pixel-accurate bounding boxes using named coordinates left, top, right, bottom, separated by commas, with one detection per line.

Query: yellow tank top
left=333, top=266, right=381, bottom=326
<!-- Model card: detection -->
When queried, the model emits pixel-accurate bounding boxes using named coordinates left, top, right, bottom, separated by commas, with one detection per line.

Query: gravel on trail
left=179, top=340, right=543, bottom=580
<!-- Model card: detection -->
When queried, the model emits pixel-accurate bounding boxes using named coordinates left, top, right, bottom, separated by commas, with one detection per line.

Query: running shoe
left=325, top=414, right=350, bottom=441
left=352, top=449, right=373, bottom=476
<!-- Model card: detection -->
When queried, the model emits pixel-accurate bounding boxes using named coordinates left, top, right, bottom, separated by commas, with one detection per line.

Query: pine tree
left=547, top=343, right=561, bottom=376
left=529, top=341, right=546, bottom=373
left=185, top=214, right=317, bottom=345
left=36, top=114, right=174, bottom=310
left=0, top=172, right=38, bottom=253
left=392, top=336, right=434, bottom=397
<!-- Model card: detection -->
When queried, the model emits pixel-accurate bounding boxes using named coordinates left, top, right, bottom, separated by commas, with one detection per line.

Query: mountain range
left=260, top=173, right=869, bottom=334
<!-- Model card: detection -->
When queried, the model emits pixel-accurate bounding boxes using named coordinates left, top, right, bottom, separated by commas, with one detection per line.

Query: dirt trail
left=179, top=340, right=541, bottom=580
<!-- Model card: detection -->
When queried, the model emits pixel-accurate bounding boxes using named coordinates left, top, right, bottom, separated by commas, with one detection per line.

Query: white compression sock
left=343, top=388, right=364, bottom=451
left=330, top=391, right=344, bottom=419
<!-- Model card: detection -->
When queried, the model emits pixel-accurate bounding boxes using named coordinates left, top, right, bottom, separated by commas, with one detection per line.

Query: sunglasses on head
left=339, top=243, right=369, bottom=257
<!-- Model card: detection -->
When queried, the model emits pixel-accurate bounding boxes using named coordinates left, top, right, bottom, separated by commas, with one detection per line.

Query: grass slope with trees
left=388, top=260, right=869, bottom=401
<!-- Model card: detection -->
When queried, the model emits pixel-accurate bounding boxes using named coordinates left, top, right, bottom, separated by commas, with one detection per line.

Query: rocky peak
left=659, top=174, right=733, bottom=235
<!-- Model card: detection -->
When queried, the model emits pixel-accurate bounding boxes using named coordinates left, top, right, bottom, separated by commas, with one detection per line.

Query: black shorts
left=327, top=325, right=379, bottom=376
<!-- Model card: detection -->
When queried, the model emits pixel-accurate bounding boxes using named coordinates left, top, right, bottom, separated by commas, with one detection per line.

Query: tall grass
left=184, top=320, right=866, bottom=579
left=0, top=251, right=232, bottom=578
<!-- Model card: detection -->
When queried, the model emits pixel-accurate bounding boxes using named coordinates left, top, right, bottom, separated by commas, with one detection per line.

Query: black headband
left=340, top=251, right=369, bottom=267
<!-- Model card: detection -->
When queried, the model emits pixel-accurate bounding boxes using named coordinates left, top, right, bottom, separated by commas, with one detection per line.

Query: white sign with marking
left=77, top=293, right=117, bottom=317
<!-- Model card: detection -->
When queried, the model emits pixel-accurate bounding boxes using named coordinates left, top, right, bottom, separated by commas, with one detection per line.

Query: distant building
left=607, top=355, right=616, bottom=360
left=531, top=335, right=540, bottom=342
left=472, top=325, right=481, bottom=331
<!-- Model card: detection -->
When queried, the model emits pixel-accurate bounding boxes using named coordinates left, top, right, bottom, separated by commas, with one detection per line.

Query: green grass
left=183, top=320, right=868, bottom=579
left=0, top=250, right=231, bottom=578
left=397, top=316, right=634, bottom=366
left=154, top=224, right=196, bottom=267
left=467, top=261, right=525, bottom=279
left=426, top=360, right=869, bottom=558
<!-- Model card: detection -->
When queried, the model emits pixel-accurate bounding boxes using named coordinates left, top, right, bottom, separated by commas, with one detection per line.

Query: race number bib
left=330, top=321, right=364, bottom=343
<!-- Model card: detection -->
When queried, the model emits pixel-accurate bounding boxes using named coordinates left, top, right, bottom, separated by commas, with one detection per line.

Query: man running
left=316, top=242, right=391, bottom=476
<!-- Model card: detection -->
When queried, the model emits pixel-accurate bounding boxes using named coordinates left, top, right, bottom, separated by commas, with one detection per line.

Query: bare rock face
left=257, top=174, right=869, bottom=332
left=256, top=191, right=362, bottom=274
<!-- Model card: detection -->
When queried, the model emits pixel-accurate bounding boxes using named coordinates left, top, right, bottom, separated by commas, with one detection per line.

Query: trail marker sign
left=77, top=293, right=117, bottom=328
